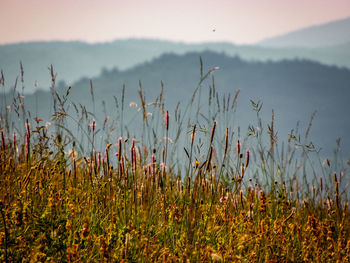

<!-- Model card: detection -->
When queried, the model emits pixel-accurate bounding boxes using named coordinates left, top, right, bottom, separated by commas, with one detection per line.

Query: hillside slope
left=1, top=39, right=350, bottom=93
left=260, top=17, right=350, bottom=47
left=2, top=51, right=349, bottom=156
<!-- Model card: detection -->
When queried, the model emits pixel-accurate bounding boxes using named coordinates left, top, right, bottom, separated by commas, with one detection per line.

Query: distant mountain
left=2, top=51, right=350, bottom=156
left=259, top=17, right=350, bottom=48
left=1, top=39, right=350, bottom=93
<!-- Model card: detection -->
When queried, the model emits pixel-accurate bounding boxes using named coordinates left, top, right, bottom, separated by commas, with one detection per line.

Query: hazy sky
left=1, top=0, right=350, bottom=45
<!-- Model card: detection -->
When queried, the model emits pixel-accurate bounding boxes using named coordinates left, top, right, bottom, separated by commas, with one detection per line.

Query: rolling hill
left=2, top=51, right=350, bottom=156
left=1, top=39, right=350, bottom=94
left=259, top=17, right=350, bottom=48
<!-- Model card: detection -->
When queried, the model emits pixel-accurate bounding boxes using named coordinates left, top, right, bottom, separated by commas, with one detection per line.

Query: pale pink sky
left=1, top=0, right=350, bottom=45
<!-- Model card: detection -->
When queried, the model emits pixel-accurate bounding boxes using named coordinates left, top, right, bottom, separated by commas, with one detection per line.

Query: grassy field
left=0, top=66, right=349, bottom=262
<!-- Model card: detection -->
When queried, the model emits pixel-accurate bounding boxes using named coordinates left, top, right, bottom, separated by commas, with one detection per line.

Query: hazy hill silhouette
left=1, top=39, right=350, bottom=93
left=2, top=51, right=350, bottom=156
left=260, top=17, right=350, bottom=48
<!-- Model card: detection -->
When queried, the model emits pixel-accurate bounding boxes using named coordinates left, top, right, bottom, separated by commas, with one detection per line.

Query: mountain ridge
left=1, top=38, right=350, bottom=93
left=259, top=16, right=350, bottom=48
left=3, top=51, right=349, bottom=156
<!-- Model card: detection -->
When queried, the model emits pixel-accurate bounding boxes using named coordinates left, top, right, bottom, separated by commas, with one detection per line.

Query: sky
left=1, top=0, right=350, bottom=45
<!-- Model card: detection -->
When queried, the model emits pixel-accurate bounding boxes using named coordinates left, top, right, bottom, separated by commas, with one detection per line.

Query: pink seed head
left=25, top=119, right=30, bottom=135
left=0, top=129, right=4, bottom=148
left=13, top=132, right=16, bottom=149
left=91, top=121, right=96, bottom=133
left=245, top=150, right=250, bottom=168
left=241, top=163, right=245, bottom=178
left=98, top=152, right=101, bottom=167
left=165, top=111, right=169, bottom=130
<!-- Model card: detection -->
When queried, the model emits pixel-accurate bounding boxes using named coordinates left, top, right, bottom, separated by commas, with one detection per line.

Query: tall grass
left=0, top=61, right=349, bottom=262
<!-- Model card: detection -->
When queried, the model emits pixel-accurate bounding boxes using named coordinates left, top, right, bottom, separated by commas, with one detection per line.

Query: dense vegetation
left=0, top=64, right=349, bottom=262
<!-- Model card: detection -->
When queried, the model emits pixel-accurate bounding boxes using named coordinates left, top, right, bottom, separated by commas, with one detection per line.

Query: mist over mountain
left=259, top=17, right=350, bottom=48
left=1, top=38, right=350, bottom=94
left=3, top=51, right=350, bottom=157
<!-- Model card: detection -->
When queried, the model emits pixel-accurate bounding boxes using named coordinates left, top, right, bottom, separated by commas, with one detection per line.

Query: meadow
left=0, top=64, right=349, bottom=262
